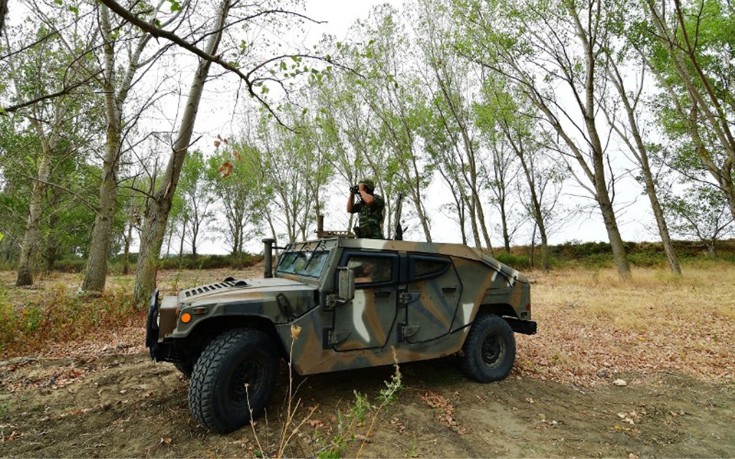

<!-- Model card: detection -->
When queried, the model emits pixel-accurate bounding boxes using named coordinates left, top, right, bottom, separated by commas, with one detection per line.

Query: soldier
left=346, top=179, right=385, bottom=239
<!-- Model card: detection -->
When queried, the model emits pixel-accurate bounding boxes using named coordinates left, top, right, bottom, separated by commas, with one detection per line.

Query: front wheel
left=459, top=313, right=516, bottom=383
left=188, top=329, right=278, bottom=433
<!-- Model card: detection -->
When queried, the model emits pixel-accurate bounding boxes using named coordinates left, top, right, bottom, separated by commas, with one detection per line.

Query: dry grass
left=516, top=263, right=735, bottom=385
left=0, top=266, right=262, bottom=358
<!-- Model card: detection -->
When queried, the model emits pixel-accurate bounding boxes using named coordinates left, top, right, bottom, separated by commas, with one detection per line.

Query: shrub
left=494, top=252, right=531, bottom=270
left=157, top=253, right=262, bottom=270
left=0, top=286, right=143, bottom=357
left=52, top=257, right=88, bottom=273
left=580, top=253, right=614, bottom=269
left=628, top=251, right=667, bottom=268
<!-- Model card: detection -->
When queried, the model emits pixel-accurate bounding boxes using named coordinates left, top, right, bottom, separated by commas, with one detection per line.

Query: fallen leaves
left=420, top=391, right=466, bottom=434
left=515, top=266, right=735, bottom=387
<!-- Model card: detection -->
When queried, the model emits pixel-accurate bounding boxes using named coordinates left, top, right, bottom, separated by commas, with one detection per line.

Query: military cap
left=359, top=178, right=375, bottom=191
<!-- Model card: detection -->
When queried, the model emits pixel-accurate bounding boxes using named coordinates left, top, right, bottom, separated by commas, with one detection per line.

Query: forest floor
left=1, top=264, right=734, bottom=457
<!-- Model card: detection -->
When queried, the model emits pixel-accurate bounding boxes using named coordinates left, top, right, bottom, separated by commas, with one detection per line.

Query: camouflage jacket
left=352, top=194, right=385, bottom=239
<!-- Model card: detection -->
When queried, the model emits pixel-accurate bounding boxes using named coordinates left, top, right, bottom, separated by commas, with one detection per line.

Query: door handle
left=442, top=287, right=457, bottom=294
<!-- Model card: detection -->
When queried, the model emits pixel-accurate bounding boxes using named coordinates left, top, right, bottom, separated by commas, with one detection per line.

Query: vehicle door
left=401, top=254, right=462, bottom=343
left=330, top=251, right=399, bottom=351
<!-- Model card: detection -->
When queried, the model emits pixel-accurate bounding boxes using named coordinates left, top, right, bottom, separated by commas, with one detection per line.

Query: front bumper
left=145, top=289, right=161, bottom=360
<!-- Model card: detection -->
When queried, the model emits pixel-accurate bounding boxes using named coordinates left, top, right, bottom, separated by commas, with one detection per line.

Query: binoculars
left=350, top=185, right=360, bottom=194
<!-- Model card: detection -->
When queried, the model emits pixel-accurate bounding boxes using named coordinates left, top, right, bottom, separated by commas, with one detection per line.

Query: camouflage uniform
left=352, top=194, right=385, bottom=239
left=351, top=179, right=384, bottom=239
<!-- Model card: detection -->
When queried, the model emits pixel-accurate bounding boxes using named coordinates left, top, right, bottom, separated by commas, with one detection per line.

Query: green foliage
left=157, top=253, right=262, bottom=270
left=494, top=252, right=531, bottom=270
left=318, top=362, right=402, bottom=458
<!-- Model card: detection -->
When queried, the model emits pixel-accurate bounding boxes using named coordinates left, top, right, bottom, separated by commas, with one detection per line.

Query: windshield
left=276, top=250, right=330, bottom=278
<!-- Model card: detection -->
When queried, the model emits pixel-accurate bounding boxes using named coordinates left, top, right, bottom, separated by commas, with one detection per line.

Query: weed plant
left=244, top=326, right=403, bottom=459
left=316, top=351, right=403, bottom=458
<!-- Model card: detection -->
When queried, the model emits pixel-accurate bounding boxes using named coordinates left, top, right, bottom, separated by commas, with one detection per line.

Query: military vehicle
left=146, top=237, right=536, bottom=433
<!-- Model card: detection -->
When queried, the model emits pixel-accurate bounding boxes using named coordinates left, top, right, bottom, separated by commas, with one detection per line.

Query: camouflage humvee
left=146, top=237, right=536, bottom=433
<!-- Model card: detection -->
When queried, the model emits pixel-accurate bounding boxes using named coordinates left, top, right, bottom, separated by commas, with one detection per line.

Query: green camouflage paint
left=150, top=237, right=533, bottom=376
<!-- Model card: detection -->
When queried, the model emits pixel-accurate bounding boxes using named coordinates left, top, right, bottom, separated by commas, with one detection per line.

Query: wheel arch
left=476, top=303, right=537, bottom=335
left=177, top=315, right=287, bottom=361
left=477, top=303, right=518, bottom=319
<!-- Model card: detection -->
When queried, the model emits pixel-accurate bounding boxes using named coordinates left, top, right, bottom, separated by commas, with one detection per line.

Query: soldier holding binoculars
left=346, top=179, right=385, bottom=239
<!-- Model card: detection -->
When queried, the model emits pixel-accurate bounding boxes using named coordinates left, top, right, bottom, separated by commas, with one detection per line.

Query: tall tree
left=642, top=0, right=735, bottom=221
left=350, top=7, right=433, bottom=241
left=206, top=145, right=263, bottom=255
left=455, top=0, right=633, bottom=278
left=134, top=0, right=232, bottom=304
left=2, top=17, right=96, bottom=285
left=82, top=0, right=177, bottom=292
left=598, top=46, right=683, bottom=274
left=178, top=150, right=214, bottom=256
left=416, top=0, right=494, bottom=249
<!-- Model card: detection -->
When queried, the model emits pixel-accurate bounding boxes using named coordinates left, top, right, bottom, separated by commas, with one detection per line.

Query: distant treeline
left=1, top=239, right=732, bottom=274
left=497, top=239, right=735, bottom=270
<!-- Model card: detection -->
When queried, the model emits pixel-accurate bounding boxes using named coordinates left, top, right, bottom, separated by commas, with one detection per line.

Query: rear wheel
left=188, top=329, right=278, bottom=433
left=459, top=313, right=516, bottom=382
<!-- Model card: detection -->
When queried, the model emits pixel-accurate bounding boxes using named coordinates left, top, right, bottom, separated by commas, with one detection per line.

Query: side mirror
left=337, top=267, right=355, bottom=303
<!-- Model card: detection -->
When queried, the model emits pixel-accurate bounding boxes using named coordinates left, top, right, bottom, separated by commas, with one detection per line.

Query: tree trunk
left=122, top=221, right=132, bottom=275
left=178, top=220, right=186, bottom=257
left=82, top=5, right=122, bottom=293
left=16, top=141, right=52, bottom=286
left=499, top=200, right=511, bottom=252
left=133, top=0, right=231, bottom=305
left=605, top=58, right=682, bottom=275
left=473, top=192, right=493, bottom=251
left=577, top=3, right=630, bottom=279
left=596, top=180, right=631, bottom=278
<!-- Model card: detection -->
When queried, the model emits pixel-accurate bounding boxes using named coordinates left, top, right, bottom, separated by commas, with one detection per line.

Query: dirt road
left=1, top=339, right=733, bottom=457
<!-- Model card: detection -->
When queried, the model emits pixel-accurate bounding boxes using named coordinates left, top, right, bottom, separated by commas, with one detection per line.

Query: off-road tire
left=459, top=313, right=516, bottom=383
left=188, top=329, right=278, bottom=433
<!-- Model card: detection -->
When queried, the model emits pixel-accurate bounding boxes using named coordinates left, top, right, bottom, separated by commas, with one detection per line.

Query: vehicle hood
left=177, top=277, right=315, bottom=305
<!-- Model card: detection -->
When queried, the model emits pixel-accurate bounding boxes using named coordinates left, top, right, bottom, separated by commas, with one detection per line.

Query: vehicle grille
left=181, top=277, right=247, bottom=298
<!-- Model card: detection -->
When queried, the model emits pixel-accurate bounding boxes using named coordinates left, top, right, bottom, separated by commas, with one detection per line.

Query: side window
left=347, top=256, right=393, bottom=285
left=410, top=256, right=450, bottom=281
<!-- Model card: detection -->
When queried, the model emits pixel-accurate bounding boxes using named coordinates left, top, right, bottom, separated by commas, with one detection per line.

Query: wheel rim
left=229, top=356, right=265, bottom=404
left=481, top=333, right=505, bottom=368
